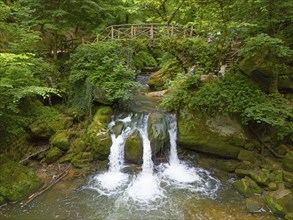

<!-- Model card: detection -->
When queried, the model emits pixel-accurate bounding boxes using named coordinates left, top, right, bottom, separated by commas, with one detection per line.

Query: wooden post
left=150, top=25, right=154, bottom=40
left=190, top=26, right=193, bottom=37
left=131, top=25, right=134, bottom=39
left=111, top=26, right=114, bottom=39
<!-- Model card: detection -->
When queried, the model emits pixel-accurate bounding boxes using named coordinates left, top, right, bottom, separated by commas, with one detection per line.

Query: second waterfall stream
left=88, top=112, right=221, bottom=205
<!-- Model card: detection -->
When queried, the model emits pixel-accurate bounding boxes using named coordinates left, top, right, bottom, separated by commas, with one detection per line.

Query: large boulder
left=29, top=116, right=73, bottom=140
left=125, top=130, right=143, bottom=164
left=264, top=189, right=293, bottom=217
left=178, top=113, right=248, bottom=158
left=45, top=147, right=63, bottom=164
left=87, top=106, right=113, bottom=160
left=147, top=112, right=168, bottom=156
left=49, top=130, right=70, bottom=151
left=148, top=70, right=165, bottom=91
left=0, top=156, right=42, bottom=204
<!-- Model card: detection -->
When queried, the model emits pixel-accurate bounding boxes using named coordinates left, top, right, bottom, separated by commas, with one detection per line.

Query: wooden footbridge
left=95, top=23, right=196, bottom=42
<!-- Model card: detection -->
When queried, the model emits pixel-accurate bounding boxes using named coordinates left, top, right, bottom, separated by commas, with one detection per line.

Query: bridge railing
left=96, top=23, right=196, bottom=42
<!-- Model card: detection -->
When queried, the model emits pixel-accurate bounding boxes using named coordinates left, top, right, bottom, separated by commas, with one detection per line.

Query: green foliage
left=0, top=53, right=59, bottom=145
left=68, top=42, right=139, bottom=111
left=163, top=73, right=292, bottom=140
left=132, top=51, right=157, bottom=68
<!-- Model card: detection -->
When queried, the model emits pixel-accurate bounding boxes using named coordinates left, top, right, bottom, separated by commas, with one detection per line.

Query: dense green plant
left=0, top=53, right=59, bottom=145
left=163, top=73, right=292, bottom=141
left=68, top=42, right=139, bottom=112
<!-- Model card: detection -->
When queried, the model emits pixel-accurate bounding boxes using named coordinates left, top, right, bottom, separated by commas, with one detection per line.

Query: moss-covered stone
left=125, top=130, right=143, bottom=164
left=49, top=130, right=70, bottom=151
left=216, top=159, right=241, bottom=172
left=268, top=182, right=278, bottom=191
left=112, top=121, right=124, bottom=137
left=148, top=70, right=166, bottom=91
left=283, top=151, right=293, bottom=173
left=71, top=152, right=93, bottom=168
left=264, top=189, right=293, bottom=216
left=147, top=112, right=168, bottom=156
left=45, top=147, right=63, bottom=164
left=238, top=150, right=257, bottom=162
left=0, top=160, right=42, bottom=202
left=178, top=113, right=247, bottom=158
left=233, top=176, right=262, bottom=197
left=249, top=169, right=270, bottom=186
left=0, top=195, right=6, bottom=206
left=29, top=116, right=73, bottom=140
left=270, top=170, right=283, bottom=183
left=285, top=213, right=293, bottom=220
left=68, top=138, right=87, bottom=154
left=283, top=171, right=293, bottom=188
left=245, top=196, right=264, bottom=213
left=87, top=106, right=113, bottom=160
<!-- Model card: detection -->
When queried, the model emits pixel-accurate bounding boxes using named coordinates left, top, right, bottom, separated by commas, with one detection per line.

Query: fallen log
left=19, top=146, right=50, bottom=164
left=21, top=164, right=71, bottom=206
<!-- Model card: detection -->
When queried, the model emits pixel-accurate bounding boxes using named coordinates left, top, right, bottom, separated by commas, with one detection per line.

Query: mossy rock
left=125, top=130, right=143, bottom=164
left=148, top=70, right=166, bottom=91
left=238, top=150, right=257, bottom=162
left=215, top=159, right=241, bottom=172
left=87, top=106, right=113, bottom=160
left=178, top=113, right=247, bottom=158
left=112, top=121, right=124, bottom=137
left=233, top=176, right=262, bottom=197
left=264, top=189, right=293, bottom=216
left=270, top=170, right=283, bottom=184
left=283, top=151, right=293, bottom=173
left=49, top=130, right=70, bottom=151
left=71, top=152, right=93, bottom=169
left=245, top=196, right=264, bottom=213
left=45, top=147, right=63, bottom=164
left=68, top=138, right=87, bottom=154
left=0, top=195, right=6, bottom=206
left=283, top=171, right=293, bottom=188
left=0, top=160, right=42, bottom=202
left=147, top=111, right=168, bottom=156
left=29, top=116, right=73, bottom=140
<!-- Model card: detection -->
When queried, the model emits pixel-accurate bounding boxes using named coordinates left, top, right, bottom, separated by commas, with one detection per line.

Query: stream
left=0, top=74, right=277, bottom=220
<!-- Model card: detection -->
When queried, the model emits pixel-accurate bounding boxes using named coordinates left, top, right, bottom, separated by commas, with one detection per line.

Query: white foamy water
left=126, top=114, right=164, bottom=202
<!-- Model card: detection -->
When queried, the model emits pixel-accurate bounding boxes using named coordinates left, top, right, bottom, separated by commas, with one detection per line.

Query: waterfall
left=167, top=114, right=180, bottom=166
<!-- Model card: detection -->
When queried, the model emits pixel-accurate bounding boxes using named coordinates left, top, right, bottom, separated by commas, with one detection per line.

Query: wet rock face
left=87, top=106, right=113, bottom=160
left=233, top=176, right=262, bottom=197
left=49, top=130, right=70, bottom=151
left=147, top=112, right=168, bottom=156
left=178, top=113, right=248, bottom=158
left=0, top=156, right=42, bottom=204
left=125, top=130, right=143, bottom=164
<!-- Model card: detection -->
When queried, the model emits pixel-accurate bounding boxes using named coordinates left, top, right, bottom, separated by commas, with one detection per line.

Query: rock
left=264, top=189, right=293, bottom=216
left=235, top=168, right=252, bottom=177
left=270, top=170, right=283, bottom=183
left=125, top=130, right=143, bottom=164
left=0, top=195, right=5, bottom=206
left=148, top=70, right=165, bottom=91
left=283, top=151, right=293, bottom=172
left=49, top=130, right=70, bottom=151
left=71, top=152, right=93, bottom=168
left=249, top=169, right=270, bottom=186
left=68, top=138, right=87, bottom=154
left=147, top=112, right=168, bottom=156
left=87, top=106, right=113, bottom=160
left=112, top=121, right=124, bottom=137
left=29, top=116, right=73, bottom=140
left=244, top=140, right=261, bottom=151
left=0, top=160, right=42, bottom=202
left=285, top=213, right=293, bottom=220
left=268, top=182, right=278, bottom=191
left=94, top=87, right=113, bottom=105
left=216, top=160, right=241, bottom=172
left=238, top=150, right=257, bottom=162
left=145, top=90, right=168, bottom=98
left=245, top=196, right=264, bottom=213
left=283, top=171, right=293, bottom=187
left=233, top=176, right=262, bottom=197
left=178, top=113, right=247, bottom=158
left=275, top=144, right=289, bottom=156
left=45, top=147, right=63, bottom=164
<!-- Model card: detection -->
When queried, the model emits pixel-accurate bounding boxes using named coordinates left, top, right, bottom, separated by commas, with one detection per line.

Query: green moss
left=0, top=160, right=42, bottom=202
left=49, top=130, right=70, bottom=151
left=283, top=151, right=293, bottom=172
left=87, top=106, right=113, bottom=160
left=45, top=147, right=63, bottom=164
left=264, top=190, right=293, bottom=216
left=178, top=113, right=245, bottom=159
left=233, top=176, right=262, bottom=197
left=68, top=138, right=87, bottom=154
left=71, top=152, right=92, bottom=168
left=238, top=150, right=257, bottom=162
left=125, top=130, right=143, bottom=164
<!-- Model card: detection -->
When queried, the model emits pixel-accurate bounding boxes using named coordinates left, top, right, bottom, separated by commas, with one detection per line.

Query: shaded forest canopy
left=0, top=0, right=292, bottom=147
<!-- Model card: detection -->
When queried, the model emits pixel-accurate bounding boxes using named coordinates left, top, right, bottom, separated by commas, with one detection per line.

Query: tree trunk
left=53, top=30, right=58, bottom=60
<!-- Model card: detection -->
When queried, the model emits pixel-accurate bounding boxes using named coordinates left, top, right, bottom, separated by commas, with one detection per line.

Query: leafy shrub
left=68, top=42, right=140, bottom=112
